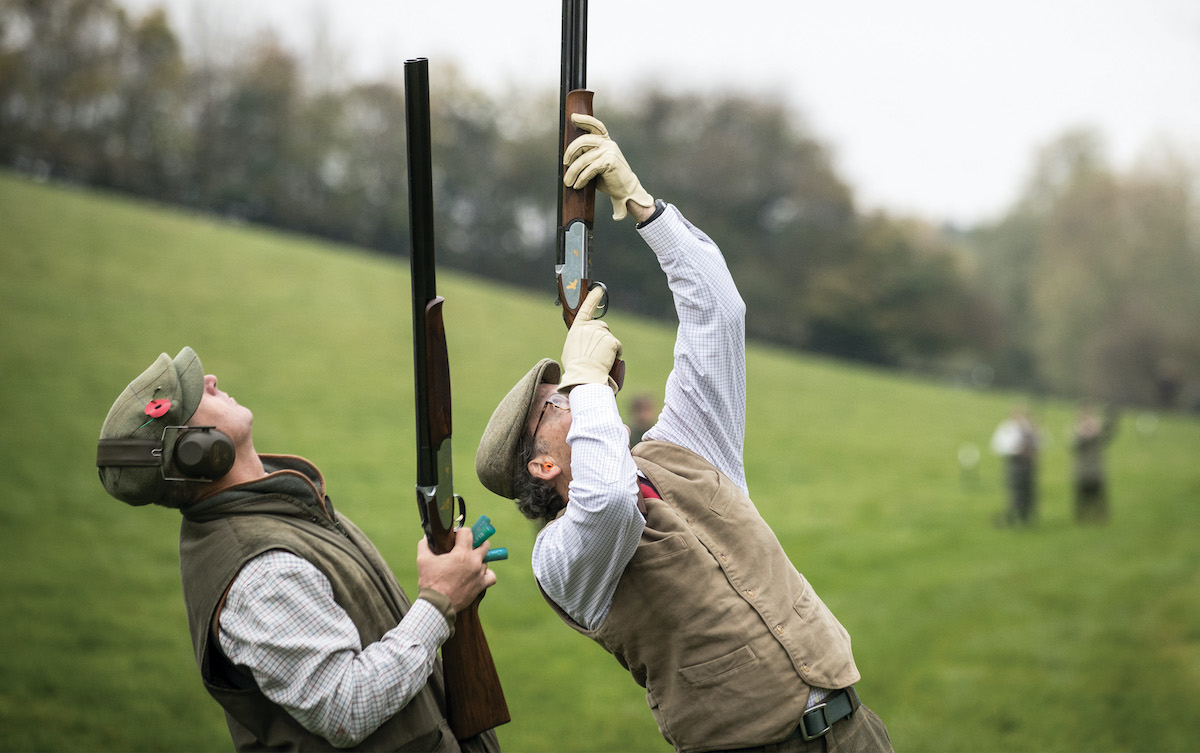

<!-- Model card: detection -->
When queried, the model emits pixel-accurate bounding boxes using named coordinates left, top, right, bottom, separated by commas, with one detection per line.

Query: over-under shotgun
left=404, top=56, right=510, bottom=742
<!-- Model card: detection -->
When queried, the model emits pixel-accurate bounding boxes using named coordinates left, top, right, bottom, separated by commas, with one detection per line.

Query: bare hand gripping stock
left=404, top=56, right=510, bottom=741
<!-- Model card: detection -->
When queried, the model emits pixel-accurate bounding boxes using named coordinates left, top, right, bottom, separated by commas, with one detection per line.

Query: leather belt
left=799, top=686, right=860, bottom=741
left=715, top=686, right=860, bottom=751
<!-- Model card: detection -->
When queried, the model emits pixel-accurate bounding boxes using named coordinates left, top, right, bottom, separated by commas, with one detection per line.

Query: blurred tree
left=597, top=90, right=860, bottom=347
left=596, top=90, right=983, bottom=365
left=104, top=7, right=187, bottom=197
left=0, top=0, right=128, bottom=181
left=308, top=81, right=410, bottom=251
left=969, top=211, right=1042, bottom=389
left=189, top=35, right=300, bottom=222
left=833, top=213, right=998, bottom=366
left=970, top=129, right=1200, bottom=405
left=0, top=1, right=1038, bottom=381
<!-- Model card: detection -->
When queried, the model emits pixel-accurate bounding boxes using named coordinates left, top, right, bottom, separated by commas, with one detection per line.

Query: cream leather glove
left=563, top=114, right=655, bottom=221
left=559, top=286, right=623, bottom=395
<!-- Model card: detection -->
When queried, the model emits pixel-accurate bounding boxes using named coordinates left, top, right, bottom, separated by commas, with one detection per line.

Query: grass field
left=2, top=169, right=1198, bottom=752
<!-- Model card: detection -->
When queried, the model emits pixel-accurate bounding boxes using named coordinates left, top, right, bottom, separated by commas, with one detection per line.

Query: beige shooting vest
left=540, top=441, right=859, bottom=752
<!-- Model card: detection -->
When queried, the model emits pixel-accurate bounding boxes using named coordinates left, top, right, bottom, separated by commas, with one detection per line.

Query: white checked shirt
left=215, top=206, right=752, bottom=741
left=533, top=203, right=748, bottom=630
left=217, top=550, right=449, bottom=747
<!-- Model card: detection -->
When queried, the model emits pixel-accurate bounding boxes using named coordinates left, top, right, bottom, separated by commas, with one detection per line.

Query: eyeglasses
left=532, top=393, right=570, bottom=438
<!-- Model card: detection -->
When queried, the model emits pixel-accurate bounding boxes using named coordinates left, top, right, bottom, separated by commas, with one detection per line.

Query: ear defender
left=96, top=426, right=235, bottom=481
left=174, top=428, right=236, bottom=479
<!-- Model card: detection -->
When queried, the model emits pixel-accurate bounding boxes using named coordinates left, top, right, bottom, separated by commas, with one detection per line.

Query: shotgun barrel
left=404, top=56, right=510, bottom=741
left=555, top=1, right=625, bottom=387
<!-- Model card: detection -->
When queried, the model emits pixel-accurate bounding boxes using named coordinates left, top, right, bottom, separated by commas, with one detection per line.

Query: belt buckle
left=800, top=701, right=832, bottom=741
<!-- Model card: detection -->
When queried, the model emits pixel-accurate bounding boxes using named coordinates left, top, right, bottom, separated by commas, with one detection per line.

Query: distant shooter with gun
left=475, top=113, right=894, bottom=752
left=95, top=347, right=502, bottom=753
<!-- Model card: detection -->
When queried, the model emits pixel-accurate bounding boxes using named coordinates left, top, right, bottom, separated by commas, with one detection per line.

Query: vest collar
left=181, top=454, right=332, bottom=523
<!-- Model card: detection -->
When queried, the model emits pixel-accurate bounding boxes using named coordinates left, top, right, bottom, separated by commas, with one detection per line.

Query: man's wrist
left=417, top=588, right=457, bottom=631
left=635, top=199, right=667, bottom=228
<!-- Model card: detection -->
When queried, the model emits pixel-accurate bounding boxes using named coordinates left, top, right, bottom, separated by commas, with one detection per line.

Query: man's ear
left=527, top=454, right=561, bottom=482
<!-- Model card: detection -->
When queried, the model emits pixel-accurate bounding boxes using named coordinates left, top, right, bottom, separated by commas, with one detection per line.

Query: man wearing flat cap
left=477, top=113, right=892, bottom=753
left=97, top=348, right=501, bottom=752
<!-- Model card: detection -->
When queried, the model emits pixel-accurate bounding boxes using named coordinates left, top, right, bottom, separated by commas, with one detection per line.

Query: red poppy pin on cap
left=144, top=398, right=171, bottom=418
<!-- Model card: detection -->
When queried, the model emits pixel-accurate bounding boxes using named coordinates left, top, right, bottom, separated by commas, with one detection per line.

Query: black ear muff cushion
left=175, top=429, right=235, bottom=479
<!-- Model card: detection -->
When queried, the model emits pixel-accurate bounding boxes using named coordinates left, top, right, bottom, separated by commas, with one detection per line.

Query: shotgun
left=404, top=56, right=510, bottom=741
left=556, top=0, right=626, bottom=388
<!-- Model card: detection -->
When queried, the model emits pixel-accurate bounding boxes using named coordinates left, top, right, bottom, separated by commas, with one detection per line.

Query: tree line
left=3, top=0, right=1197, bottom=408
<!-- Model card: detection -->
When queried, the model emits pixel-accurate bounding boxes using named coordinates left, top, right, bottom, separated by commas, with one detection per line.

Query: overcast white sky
left=122, top=0, right=1200, bottom=226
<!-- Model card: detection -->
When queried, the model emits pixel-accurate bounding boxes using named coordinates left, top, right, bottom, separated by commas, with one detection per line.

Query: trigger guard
left=589, top=281, right=609, bottom=319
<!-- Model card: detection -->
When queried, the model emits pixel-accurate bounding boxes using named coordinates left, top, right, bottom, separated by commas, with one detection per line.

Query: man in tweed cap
left=97, top=348, right=501, bottom=752
left=476, top=113, right=892, bottom=753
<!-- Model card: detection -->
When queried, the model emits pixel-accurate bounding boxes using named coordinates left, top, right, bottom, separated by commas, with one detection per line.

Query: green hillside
left=1, top=170, right=1197, bottom=752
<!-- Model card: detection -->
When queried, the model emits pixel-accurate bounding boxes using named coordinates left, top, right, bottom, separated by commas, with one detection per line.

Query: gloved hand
left=559, top=286, right=623, bottom=395
left=563, top=113, right=655, bottom=221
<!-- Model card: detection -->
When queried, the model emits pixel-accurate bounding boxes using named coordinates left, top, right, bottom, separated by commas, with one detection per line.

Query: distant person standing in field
left=95, top=347, right=501, bottom=752
left=626, top=393, right=658, bottom=446
left=1072, top=403, right=1119, bottom=523
left=475, top=113, right=892, bottom=752
left=990, top=407, right=1040, bottom=525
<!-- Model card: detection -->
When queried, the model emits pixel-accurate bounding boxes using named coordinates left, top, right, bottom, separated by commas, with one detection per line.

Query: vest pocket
left=632, top=529, right=689, bottom=563
left=706, top=471, right=731, bottom=517
left=646, top=689, right=673, bottom=743
left=789, top=585, right=858, bottom=688
left=678, top=644, right=758, bottom=686
left=791, top=587, right=852, bottom=649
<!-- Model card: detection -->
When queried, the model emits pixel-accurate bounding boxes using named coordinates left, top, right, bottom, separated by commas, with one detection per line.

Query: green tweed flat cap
left=97, top=347, right=205, bottom=506
left=475, top=358, right=561, bottom=499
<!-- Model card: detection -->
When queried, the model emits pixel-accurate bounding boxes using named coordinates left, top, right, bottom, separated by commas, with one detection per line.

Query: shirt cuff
left=417, top=588, right=457, bottom=637
left=635, top=198, right=668, bottom=229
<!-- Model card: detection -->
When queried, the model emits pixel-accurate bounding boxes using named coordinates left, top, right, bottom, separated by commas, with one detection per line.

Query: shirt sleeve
left=532, top=384, right=645, bottom=630
left=217, top=550, right=450, bottom=748
left=637, top=204, right=749, bottom=493
left=531, top=206, right=747, bottom=632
